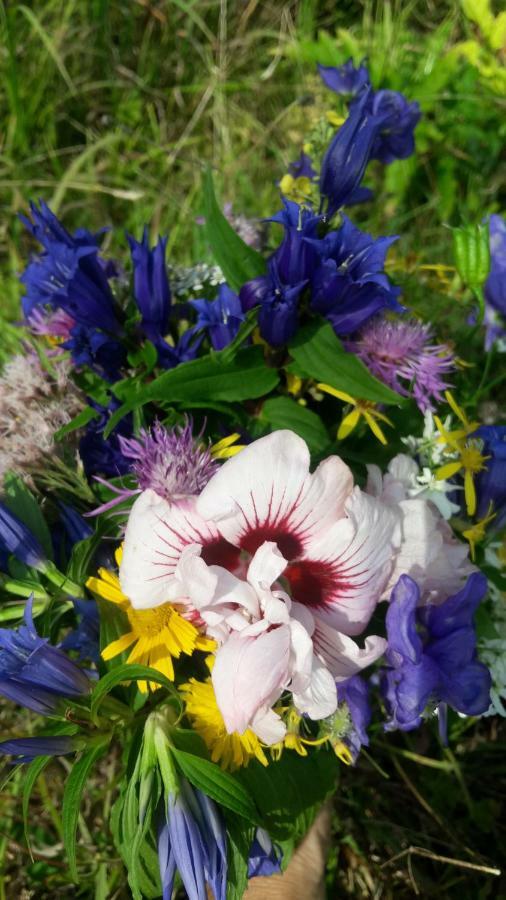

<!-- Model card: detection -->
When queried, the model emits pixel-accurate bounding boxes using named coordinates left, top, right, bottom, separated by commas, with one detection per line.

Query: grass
left=0, top=1, right=505, bottom=897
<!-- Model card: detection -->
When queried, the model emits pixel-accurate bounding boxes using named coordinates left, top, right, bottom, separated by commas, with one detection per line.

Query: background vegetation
left=0, top=1, right=505, bottom=897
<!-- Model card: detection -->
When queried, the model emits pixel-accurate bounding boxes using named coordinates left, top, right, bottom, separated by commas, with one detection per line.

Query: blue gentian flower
left=361, top=89, right=421, bottom=163
left=127, top=227, right=171, bottom=340
left=473, top=425, right=506, bottom=529
left=79, top=400, right=133, bottom=479
left=0, top=597, right=91, bottom=714
left=0, top=735, right=77, bottom=762
left=153, top=328, right=205, bottom=370
left=485, top=214, right=506, bottom=318
left=247, top=828, right=282, bottom=878
left=190, top=284, right=245, bottom=350
left=337, top=675, right=371, bottom=761
left=317, top=59, right=370, bottom=96
left=158, top=777, right=227, bottom=900
left=309, top=214, right=403, bottom=335
left=60, top=599, right=100, bottom=663
left=62, top=324, right=126, bottom=381
left=268, top=200, right=321, bottom=284
left=59, top=503, right=93, bottom=545
left=319, top=87, right=389, bottom=217
left=0, top=503, right=47, bottom=571
left=288, top=151, right=317, bottom=180
left=241, top=256, right=306, bottom=346
left=20, top=201, right=120, bottom=335
left=382, top=573, right=491, bottom=732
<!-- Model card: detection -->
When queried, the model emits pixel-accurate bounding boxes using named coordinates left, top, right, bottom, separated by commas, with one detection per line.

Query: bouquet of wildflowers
left=0, top=55, right=504, bottom=899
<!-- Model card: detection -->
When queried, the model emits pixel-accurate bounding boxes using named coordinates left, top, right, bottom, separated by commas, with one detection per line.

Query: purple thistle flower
left=118, top=419, right=218, bottom=502
left=346, top=318, right=456, bottom=412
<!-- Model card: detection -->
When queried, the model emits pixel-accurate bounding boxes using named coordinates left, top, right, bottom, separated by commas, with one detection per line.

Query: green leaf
left=262, top=396, right=330, bottom=453
left=63, top=743, right=107, bottom=881
left=53, top=406, right=99, bottom=441
left=289, top=320, right=404, bottom=405
left=90, top=663, right=180, bottom=723
left=202, top=167, right=266, bottom=291
left=2, top=472, right=53, bottom=558
left=235, top=750, right=338, bottom=841
left=171, top=747, right=258, bottom=822
left=23, top=756, right=52, bottom=855
left=104, top=347, right=279, bottom=437
left=225, top=812, right=255, bottom=900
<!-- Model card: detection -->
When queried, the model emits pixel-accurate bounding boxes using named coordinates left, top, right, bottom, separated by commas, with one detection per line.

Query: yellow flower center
left=460, top=444, right=487, bottom=473
left=126, top=603, right=179, bottom=638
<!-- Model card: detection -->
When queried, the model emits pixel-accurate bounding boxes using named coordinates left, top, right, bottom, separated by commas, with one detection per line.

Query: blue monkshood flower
left=62, top=324, right=126, bottom=381
left=158, top=777, right=227, bottom=900
left=0, top=735, right=78, bottom=762
left=247, top=828, right=282, bottom=878
left=0, top=597, right=91, bottom=715
left=473, top=425, right=506, bottom=529
left=352, top=89, right=421, bottom=164
left=190, top=284, right=245, bottom=350
left=268, top=199, right=322, bottom=285
left=20, top=201, right=121, bottom=335
left=309, top=214, right=403, bottom=335
left=240, top=256, right=307, bottom=346
left=0, top=503, right=47, bottom=571
left=336, top=675, right=371, bottom=761
left=288, top=151, right=317, bottom=180
left=127, top=227, right=171, bottom=340
left=317, top=59, right=370, bottom=96
left=381, top=573, right=491, bottom=732
left=319, top=87, right=390, bottom=217
left=485, top=214, right=506, bottom=318
left=59, top=503, right=93, bottom=545
left=60, top=599, right=100, bottom=663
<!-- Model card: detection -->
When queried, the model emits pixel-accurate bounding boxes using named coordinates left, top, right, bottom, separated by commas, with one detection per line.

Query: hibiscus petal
left=197, top=431, right=353, bottom=560
left=120, top=490, right=223, bottom=609
left=313, top=619, right=386, bottom=681
left=212, top=626, right=291, bottom=734
left=292, top=655, right=337, bottom=720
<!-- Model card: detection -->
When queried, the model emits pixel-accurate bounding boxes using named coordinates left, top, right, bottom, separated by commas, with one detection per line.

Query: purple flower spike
left=382, top=573, right=491, bottom=732
left=346, top=318, right=456, bottom=412
left=118, top=419, right=218, bottom=502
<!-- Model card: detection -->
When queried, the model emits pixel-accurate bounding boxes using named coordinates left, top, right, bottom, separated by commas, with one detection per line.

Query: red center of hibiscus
left=201, top=538, right=241, bottom=570
left=285, top=559, right=339, bottom=608
left=240, top=526, right=303, bottom=561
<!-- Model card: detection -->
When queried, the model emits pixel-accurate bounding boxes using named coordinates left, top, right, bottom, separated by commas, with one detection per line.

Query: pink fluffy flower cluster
left=119, top=431, right=474, bottom=744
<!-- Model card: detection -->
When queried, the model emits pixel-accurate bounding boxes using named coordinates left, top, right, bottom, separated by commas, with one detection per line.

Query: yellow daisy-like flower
left=180, top=676, right=268, bottom=770
left=434, top=391, right=480, bottom=449
left=279, top=173, right=313, bottom=205
left=462, top=504, right=496, bottom=560
left=317, top=383, right=393, bottom=445
left=86, top=548, right=214, bottom=692
left=436, top=441, right=490, bottom=516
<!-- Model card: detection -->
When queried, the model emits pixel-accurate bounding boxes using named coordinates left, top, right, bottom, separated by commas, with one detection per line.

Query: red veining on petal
left=201, top=538, right=241, bottom=570
left=285, top=559, right=341, bottom=608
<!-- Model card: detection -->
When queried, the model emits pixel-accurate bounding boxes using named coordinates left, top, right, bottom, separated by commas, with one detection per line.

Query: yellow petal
left=363, top=411, right=388, bottom=445
left=444, top=391, right=467, bottom=425
left=436, top=461, right=462, bottom=480
left=337, top=408, right=361, bottom=441
left=317, top=383, right=355, bottom=405
left=464, top=469, right=477, bottom=516
left=101, top=631, right=137, bottom=661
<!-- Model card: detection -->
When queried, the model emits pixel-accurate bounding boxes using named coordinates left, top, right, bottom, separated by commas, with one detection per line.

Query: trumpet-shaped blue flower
left=473, top=425, right=506, bottom=529
left=0, top=597, right=91, bottom=715
left=319, top=87, right=388, bottom=217
left=20, top=201, right=120, bottom=335
left=361, top=89, right=421, bottom=164
left=382, top=573, right=491, bottom=732
left=58, top=503, right=93, bottom=545
left=79, top=399, right=133, bottom=479
left=310, top=214, right=403, bottom=335
left=190, top=284, right=245, bottom=350
left=158, top=777, right=227, bottom=900
left=337, top=675, right=371, bottom=761
left=288, top=151, right=317, bottom=181
left=60, top=599, right=100, bottom=663
left=127, top=227, right=171, bottom=340
left=0, top=735, right=77, bottom=762
left=485, top=214, right=506, bottom=318
left=268, top=199, right=321, bottom=285
left=241, top=256, right=306, bottom=346
left=0, top=502, right=47, bottom=571
left=247, top=829, right=282, bottom=878
left=317, top=59, right=370, bottom=96
left=62, top=324, right=126, bottom=381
